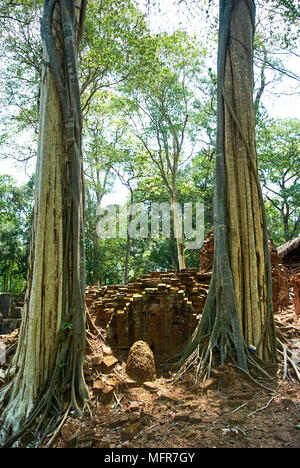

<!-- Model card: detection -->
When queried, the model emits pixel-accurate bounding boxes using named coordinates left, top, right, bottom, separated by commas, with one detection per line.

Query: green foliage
left=86, top=238, right=127, bottom=286
left=117, top=31, right=211, bottom=196
left=0, top=1, right=41, bottom=164
left=257, top=117, right=300, bottom=244
left=0, top=0, right=299, bottom=288
left=263, top=0, right=300, bottom=24
left=83, top=91, right=127, bottom=203
left=0, top=174, right=34, bottom=292
left=79, top=0, right=150, bottom=115
left=0, top=0, right=150, bottom=163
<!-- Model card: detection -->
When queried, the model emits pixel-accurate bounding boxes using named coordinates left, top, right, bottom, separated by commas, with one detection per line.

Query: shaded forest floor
left=1, top=305, right=300, bottom=449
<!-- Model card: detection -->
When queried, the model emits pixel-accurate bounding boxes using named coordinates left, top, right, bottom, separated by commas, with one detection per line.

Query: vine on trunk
left=0, top=0, right=88, bottom=448
left=170, top=0, right=279, bottom=381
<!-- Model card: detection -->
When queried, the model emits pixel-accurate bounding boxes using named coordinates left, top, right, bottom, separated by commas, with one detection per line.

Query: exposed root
left=86, top=309, right=104, bottom=341
left=0, top=381, right=86, bottom=448
left=168, top=320, right=300, bottom=389
left=0, top=327, right=88, bottom=448
left=277, top=338, right=300, bottom=382
left=44, top=404, right=71, bottom=448
left=0, top=312, right=100, bottom=447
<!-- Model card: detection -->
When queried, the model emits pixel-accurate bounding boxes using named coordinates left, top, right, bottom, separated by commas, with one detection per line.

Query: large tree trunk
left=222, top=0, right=275, bottom=359
left=175, top=0, right=276, bottom=376
left=0, top=0, right=88, bottom=444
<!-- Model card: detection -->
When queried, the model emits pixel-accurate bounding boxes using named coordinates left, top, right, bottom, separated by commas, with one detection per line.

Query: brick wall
left=0, top=293, right=23, bottom=335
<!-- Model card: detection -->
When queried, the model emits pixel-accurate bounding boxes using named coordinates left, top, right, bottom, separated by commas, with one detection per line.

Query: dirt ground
left=1, top=305, right=300, bottom=449
left=54, top=367, right=300, bottom=449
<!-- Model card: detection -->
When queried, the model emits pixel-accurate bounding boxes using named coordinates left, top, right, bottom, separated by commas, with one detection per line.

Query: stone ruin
left=87, top=229, right=291, bottom=361
left=0, top=293, right=23, bottom=335
left=277, top=237, right=300, bottom=316
left=278, top=236, right=300, bottom=274
left=0, top=231, right=292, bottom=358
left=197, top=228, right=290, bottom=311
left=269, top=239, right=290, bottom=311
left=87, top=268, right=211, bottom=361
left=291, top=275, right=300, bottom=316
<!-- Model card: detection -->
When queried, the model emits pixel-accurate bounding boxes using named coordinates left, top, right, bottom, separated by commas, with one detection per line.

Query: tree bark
left=175, top=0, right=277, bottom=376
left=124, top=191, right=134, bottom=285
left=222, top=0, right=275, bottom=358
left=0, top=0, right=88, bottom=444
left=171, top=194, right=186, bottom=270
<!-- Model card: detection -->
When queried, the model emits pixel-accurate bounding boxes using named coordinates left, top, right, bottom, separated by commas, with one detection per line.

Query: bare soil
left=1, top=305, right=300, bottom=449
left=55, top=368, right=300, bottom=449
left=52, top=304, right=300, bottom=449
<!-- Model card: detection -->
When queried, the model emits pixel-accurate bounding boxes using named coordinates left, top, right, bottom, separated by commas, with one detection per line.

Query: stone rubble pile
left=0, top=231, right=292, bottom=352
left=86, top=231, right=291, bottom=361
left=86, top=268, right=211, bottom=360
left=291, top=274, right=300, bottom=316
left=0, top=293, right=23, bottom=334
left=269, top=239, right=290, bottom=311
left=198, top=229, right=290, bottom=311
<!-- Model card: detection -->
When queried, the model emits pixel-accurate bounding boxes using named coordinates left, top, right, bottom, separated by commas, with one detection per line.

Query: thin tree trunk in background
left=124, top=220, right=132, bottom=285
left=165, top=237, right=178, bottom=270
left=283, top=209, right=290, bottom=241
left=124, top=192, right=134, bottom=285
left=3, top=262, right=7, bottom=292
left=171, top=194, right=186, bottom=270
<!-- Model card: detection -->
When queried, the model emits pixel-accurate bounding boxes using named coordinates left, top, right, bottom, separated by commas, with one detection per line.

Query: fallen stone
left=173, top=412, right=190, bottom=422
left=93, top=380, right=105, bottom=395
left=157, top=392, right=181, bottom=404
left=101, top=355, right=118, bottom=374
left=128, top=402, right=140, bottom=412
left=92, top=354, right=103, bottom=366
left=143, top=381, right=158, bottom=392
left=119, top=378, right=138, bottom=392
left=120, top=421, right=143, bottom=441
left=189, top=412, right=202, bottom=424
left=105, top=377, right=118, bottom=389
left=199, top=377, right=217, bottom=391
left=101, top=385, right=114, bottom=405
left=179, top=400, right=199, bottom=410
